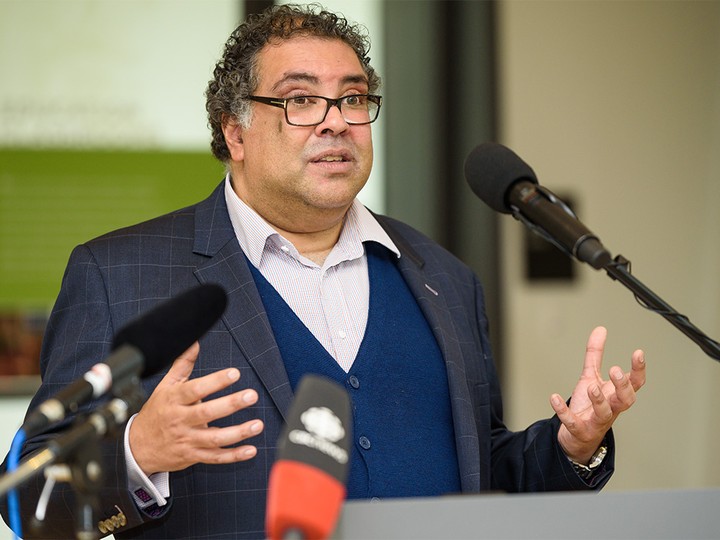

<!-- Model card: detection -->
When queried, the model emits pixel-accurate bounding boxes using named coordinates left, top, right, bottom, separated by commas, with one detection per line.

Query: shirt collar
left=223, top=174, right=400, bottom=268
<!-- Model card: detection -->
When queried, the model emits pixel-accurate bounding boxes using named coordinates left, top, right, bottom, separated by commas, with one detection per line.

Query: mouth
left=310, top=150, right=353, bottom=164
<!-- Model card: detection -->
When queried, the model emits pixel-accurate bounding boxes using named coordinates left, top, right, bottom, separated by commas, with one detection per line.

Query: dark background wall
left=383, top=1, right=502, bottom=371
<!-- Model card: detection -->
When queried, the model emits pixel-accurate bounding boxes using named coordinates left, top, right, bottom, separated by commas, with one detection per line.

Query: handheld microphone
left=21, top=283, right=228, bottom=439
left=464, top=142, right=612, bottom=269
left=266, top=375, right=352, bottom=540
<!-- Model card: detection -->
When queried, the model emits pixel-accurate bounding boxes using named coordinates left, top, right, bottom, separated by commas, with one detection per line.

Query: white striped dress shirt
left=224, top=175, right=400, bottom=372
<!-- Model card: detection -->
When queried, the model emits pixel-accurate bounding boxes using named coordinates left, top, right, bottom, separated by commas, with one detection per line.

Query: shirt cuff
left=124, top=414, right=170, bottom=509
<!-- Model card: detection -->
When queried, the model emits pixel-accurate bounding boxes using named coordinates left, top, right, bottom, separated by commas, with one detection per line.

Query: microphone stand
left=603, top=255, right=720, bottom=362
left=0, top=384, right=145, bottom=540
left=512, top=195, right=720, bottom=363
left=68, top=436, right=103, bottom=540
left=61, top=385, right=145, bottom=540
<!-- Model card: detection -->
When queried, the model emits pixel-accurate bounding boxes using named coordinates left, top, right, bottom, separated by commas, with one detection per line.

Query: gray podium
left=333, top=488, right=720, bottom=539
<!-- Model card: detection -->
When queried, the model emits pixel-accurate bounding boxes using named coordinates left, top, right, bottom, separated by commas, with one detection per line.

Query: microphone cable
left=7, top=427, right=26, bottom=540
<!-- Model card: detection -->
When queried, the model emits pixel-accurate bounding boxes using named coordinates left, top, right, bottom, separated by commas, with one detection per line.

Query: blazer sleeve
left=372, top=212, right=615, bottom=493
left=471, top=274, right=615, bottom=492
left=0, top=244, right=165, bottom=539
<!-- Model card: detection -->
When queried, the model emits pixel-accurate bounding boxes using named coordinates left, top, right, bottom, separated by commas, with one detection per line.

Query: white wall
left=0, top=0, right=239, bottom=150
left=497, top=0, right=720, bottom=490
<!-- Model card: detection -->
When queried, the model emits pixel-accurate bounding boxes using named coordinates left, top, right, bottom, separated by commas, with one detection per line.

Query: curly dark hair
left=205, top=3, right=381, bottom=163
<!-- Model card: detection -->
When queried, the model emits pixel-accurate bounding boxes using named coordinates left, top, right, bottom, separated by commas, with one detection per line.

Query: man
left=2, top=4, right=645, bottom=539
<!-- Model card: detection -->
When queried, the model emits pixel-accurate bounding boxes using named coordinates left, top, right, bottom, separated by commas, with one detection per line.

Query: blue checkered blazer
left=5, top=181, right=613, bottom=539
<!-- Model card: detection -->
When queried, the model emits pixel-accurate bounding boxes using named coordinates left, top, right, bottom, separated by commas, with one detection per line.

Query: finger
left=550, top=393, right=575, bottom=429
left=157, top=342, right=201, bottom=388
left=192, top=444, right=260, bottom=466
left=176, top=367, right=242, bottom=405
left=582, top=326, right=608, bottom=377
left=608, top=366, right=637, bottom=412
left=193, top=419, right=264, bottom=449
left=587, top=384, right=613, bottom=424
left=185, top=388, right=258, bottom=426
left=628, top=349, right=646, bottom=391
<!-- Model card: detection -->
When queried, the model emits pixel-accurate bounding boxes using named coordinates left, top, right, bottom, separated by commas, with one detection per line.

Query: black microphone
left=266, top=375, right=352, bottom=540
left=464, top=142, right=612, bottom=269
left=21, top=283, right=228, bottom=439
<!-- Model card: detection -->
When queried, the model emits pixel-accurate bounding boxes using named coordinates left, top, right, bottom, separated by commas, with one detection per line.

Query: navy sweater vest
left=248, top=242, right=461, bottom=499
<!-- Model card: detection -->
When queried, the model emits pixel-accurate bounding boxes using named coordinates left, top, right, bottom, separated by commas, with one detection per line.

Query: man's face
left=227, top=36, right=375, bottom=233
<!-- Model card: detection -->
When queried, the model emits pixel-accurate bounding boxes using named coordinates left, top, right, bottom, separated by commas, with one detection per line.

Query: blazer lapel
left=191, top=183, right=294, bottom=419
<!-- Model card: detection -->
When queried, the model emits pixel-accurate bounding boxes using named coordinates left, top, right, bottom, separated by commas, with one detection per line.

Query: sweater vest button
left=359, top=436, right=371, bottom=450
left=348, top=375, right=360, bottom=389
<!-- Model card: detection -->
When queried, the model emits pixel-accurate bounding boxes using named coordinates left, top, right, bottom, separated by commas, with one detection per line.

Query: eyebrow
left=270, top=72, right=369, bottom=93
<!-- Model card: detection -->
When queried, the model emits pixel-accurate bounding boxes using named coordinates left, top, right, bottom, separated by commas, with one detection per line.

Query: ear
left=222, top=116, right=245, bottom=162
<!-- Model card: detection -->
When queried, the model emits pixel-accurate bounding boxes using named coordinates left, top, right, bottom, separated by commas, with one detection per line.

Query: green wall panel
left=0, top=149, right=224, bottom=310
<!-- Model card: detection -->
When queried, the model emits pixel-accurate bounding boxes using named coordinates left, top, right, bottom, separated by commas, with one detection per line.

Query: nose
left=315, top=102, right=349, bottom=135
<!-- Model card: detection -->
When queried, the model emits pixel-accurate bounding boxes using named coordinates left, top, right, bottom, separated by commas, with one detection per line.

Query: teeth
left=319, top=156, right=343, bottom=162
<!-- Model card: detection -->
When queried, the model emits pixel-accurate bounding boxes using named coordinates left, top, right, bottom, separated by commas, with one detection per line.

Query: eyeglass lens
left=286, top=96, right=379, bottom=126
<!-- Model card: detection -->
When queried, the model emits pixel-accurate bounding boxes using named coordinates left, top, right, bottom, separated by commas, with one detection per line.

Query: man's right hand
left=129, top=342, right=264, bottom=476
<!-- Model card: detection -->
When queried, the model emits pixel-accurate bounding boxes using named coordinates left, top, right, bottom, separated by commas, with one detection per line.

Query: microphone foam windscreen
left=464, top=142, right=538, bottom=213
left=276, top=375, right=352, bottom=483
left=112, top=283, right=228, bottom=377
left=266, top=375, right=353, bottom=540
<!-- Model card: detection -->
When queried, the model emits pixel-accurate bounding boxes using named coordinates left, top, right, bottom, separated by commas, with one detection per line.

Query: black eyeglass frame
left=243, top=94, right=383, bottom=126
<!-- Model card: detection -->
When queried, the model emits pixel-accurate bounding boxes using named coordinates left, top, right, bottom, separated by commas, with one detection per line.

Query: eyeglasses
left=244, top=94, right=382, bottom=126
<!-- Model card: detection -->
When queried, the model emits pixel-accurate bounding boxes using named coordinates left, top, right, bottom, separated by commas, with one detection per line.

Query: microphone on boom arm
left=463, top=141, right=720, bottom=362
left=464, top=142, right=612, bottom=269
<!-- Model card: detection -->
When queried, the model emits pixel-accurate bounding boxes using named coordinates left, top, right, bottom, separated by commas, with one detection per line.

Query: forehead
left=255, top=36, right=367, bottom=91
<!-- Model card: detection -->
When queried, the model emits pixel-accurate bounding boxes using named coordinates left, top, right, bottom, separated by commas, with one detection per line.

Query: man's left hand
left=551, top=326, right=646, bottom=464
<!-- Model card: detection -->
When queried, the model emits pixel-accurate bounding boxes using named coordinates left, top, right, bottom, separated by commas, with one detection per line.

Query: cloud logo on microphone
left=288, top=406, right=348, bottom=464
left=301, top=406, right=345, bottom=441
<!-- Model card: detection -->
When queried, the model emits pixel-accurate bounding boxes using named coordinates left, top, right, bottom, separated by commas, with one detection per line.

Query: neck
left=227, top=171, right=354, bottom=266
left=272, top=216, right=346, bottom=266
